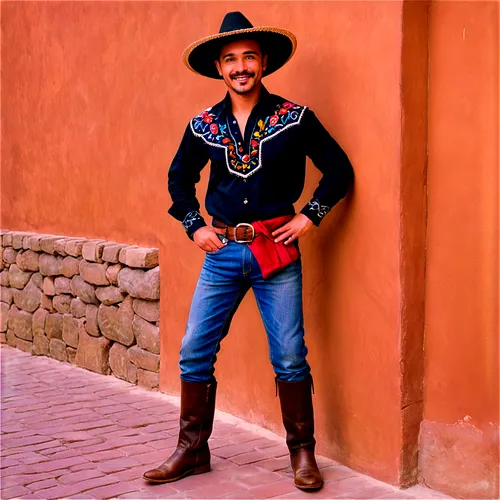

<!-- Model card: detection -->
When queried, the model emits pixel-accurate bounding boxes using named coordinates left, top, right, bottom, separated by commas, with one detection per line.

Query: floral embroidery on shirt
left=182, top=211, right=203, bottom=232
left=306, top=198, right=331, bottom=219
left=190, top=101, right=307, bottom=179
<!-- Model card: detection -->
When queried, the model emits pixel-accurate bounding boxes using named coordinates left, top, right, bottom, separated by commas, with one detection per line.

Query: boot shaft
left=277, top=376, right=316, bottom=451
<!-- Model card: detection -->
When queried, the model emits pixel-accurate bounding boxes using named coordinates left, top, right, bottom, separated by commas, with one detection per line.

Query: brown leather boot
left=143, top=379, right=217, bottom=483
left=277, top=377, right=324, bottom=490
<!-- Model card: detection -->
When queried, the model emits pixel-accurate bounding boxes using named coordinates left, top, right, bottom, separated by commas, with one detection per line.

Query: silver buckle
left=235, top=223, right=255, bottom=243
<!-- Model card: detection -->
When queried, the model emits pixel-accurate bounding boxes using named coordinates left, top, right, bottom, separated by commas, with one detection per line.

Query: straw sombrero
left=182, top=11, right=297, bottom=79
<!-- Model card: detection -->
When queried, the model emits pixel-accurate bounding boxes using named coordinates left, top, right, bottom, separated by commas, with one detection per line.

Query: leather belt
left=213, top=220, right=256, bottom=243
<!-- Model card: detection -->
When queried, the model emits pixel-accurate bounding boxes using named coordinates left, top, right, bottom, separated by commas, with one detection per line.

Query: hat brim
left=182, top=27, right=297, bottom=79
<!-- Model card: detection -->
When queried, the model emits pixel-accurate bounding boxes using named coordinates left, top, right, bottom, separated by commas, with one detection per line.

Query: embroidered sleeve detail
left=182, top=211, right=206, bottom=239
left=190, top=102, right=306, bottom=179
left=301, top=198, right=331, bottom=226
left=182, top=211, right=203, bottom=230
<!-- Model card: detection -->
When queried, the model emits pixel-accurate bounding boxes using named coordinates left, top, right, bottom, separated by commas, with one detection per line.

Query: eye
left=246, top=55, right=255, bottom=60
left=225, top=57, right=234, bottom=63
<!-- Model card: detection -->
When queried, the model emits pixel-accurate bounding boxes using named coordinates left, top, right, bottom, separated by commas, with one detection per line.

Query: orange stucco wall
left=1, top=1, right=409, bottom=482
left=421, top=2, right=499, bottom=496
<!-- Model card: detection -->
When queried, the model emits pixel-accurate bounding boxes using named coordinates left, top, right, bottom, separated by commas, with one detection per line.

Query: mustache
left=230, top=71, right=255, bottom=79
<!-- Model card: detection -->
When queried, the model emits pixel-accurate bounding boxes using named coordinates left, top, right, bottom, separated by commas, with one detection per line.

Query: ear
left=262, top=54, right=268, bottom=72
left=215, top=60, right=223, bottom=77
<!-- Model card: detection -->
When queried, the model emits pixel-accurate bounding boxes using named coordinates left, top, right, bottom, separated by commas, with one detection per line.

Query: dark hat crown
left=219, top=12, right=254, bottom=33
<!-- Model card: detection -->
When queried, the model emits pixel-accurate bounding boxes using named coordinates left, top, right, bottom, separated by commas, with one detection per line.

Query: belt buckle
left=235, top=223, right=255, bottom=243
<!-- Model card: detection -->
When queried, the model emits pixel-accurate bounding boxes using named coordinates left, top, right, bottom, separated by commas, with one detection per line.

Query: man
left=143, top=11, right=353, bottom=491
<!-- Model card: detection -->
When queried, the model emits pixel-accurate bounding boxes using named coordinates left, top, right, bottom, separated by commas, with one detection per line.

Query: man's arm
left=168, top=124, right=225, bottom=252
left=273, top=109, right=354, bottom=244
left=299, top=109, right=354, bottom=225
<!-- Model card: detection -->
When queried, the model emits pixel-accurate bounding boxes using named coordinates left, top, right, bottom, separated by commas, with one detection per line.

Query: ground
left=1, top=346, right=453, bottom=499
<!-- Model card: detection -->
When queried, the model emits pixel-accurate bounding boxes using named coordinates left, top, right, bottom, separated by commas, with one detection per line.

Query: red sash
left=248, top=215, right=300, bottom=279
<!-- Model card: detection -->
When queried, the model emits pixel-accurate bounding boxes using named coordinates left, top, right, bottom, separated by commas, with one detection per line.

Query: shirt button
left=243, top=179, right=247, bottom=183
left=233, top=120, right=237, bottom=124
left=243, top=198, right=248, bottom=204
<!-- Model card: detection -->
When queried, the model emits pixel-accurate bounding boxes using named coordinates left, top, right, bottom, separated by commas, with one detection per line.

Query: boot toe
left=143, top=468, right=161, bottom=481
left=294, top=469, right=324, bottom=490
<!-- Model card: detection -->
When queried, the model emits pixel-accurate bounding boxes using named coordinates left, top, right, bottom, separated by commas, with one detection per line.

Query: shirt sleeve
left=299, top=109, right=354, bottom=226
left=168, top=123, right=210, bottom=239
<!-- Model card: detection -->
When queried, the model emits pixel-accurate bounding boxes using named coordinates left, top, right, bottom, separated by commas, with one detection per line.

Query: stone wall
left=0, top=230, right=160, bottom=390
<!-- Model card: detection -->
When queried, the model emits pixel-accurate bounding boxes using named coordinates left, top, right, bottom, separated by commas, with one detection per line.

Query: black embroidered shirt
left=168, top=87, right=354, bottom=238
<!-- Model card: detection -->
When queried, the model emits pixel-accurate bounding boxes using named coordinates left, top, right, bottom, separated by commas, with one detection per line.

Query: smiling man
left=143, top=12, right=354, bottom=491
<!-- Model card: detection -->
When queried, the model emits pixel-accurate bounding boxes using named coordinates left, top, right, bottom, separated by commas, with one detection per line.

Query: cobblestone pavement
left=1, top=346, right=453, bottom=499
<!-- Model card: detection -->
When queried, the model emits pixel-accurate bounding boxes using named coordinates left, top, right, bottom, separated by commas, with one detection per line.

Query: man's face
left=215, top=39, right=267, bottom=95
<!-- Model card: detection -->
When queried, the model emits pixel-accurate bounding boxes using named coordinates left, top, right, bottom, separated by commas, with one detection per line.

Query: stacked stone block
left=0, top=230, right=160, bottom=390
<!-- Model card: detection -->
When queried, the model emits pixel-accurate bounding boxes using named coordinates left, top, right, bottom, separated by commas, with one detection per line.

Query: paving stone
left=95, top=285, right=126, bottom=305
left=49, top=338, right=68, bottom=361
left=39, top=254, right=63, bottom=276
left=128, top=344, right=160, bottom=372
left=9, top=263, right=33, bottom=289
left=16, top=250, right=40, bottom=271
left=0, top=346, right=453, bottom=500
left=85, top=304, right=100, bottom=336
left=118, top=266, right=160, bottom=300
left=105, top=263, right=123, bottom=285
left=98, top=295, right=134, bottom=346
left=45, top=313, right=63, bottom=339
left=68, top=299, right=84, bottom=319
left=133, top=315, right=160, bottom=354
left=132, top=298, right=160, bottom=322
left=75, top=329, right=111, bottom=374
left=54, top=276, right=72, bottom=295
left=60, top=256, right=80, bottom=278
left=70, top=275, right=98, bottom=304
left=13, top=280, right=42, bottom=312
left=53, top=294, right=72, bottom=314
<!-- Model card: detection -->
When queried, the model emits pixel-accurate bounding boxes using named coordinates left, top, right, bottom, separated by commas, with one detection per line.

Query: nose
left=235, top=57, right=246, bottom=73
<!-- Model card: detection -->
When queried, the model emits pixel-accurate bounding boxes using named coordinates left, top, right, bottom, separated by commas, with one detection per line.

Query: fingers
left=193, top=227, right=226, bottom=252
left=274, top=228, right=295, bottom=244
left=272, top=223, right=291, bottom=237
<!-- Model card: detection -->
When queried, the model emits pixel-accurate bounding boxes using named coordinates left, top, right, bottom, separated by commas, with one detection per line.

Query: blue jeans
left=180, top=242, right=310, bottom=383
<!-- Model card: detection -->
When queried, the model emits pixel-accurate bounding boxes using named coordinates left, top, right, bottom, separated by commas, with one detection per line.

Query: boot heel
left=193, top=463, right=211, bottom=475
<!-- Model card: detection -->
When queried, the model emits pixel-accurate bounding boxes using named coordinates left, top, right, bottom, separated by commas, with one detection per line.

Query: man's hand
left=272, top=214, right=314, bottom=245
left=193, top=226, right=225, bottom=253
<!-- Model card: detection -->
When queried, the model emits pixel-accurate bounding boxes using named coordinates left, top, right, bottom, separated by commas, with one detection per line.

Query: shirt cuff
left=300, top=198, right=331, bottom=226
left=182, top=211, right=207, bottom=239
